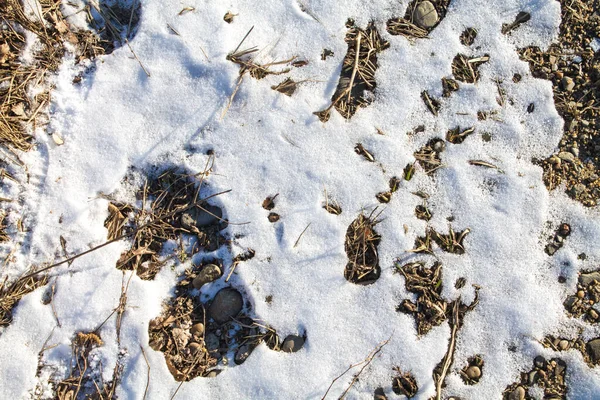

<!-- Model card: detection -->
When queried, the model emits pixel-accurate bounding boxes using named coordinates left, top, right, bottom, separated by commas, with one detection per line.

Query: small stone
left=579, top=271, right=600, bottom=287
left=466, top=365, right=481, bottom=379
left=282, top=335, right=305, bottom=353
left=561, top=76, right=575, bottom=91
left=414, top=1, right=439, bottom=29
left=571, top=147, right=580, bottom=157
left=205, top=332, right=220, bottom=351
left=587, top=339, right=600, bottom=364
left=192, top=264, right=221, bottom=289
left=558, top=151, right=575, bottom=163
left=558, top=340, right=570, bottom=351
left=534, top=355, right=546, bottom=369
left=188, top=342, right=202, bottom=354
left=206, top=369, right=221, bottom=378
left=528, top=370, right=538, bottom=384
left=588, top=308, right=599, bottom=320
left=432, top=139, right=446, bottom=153
left=234, top=344, right=252, bottom=365
left=208, top=288, right=244, bottom=324
left=190, top=322, right=205, bottom=336
left=577, top=290, right=586, bottom=299
left=555, top=359, right=567, bottom=376
left=509, top=386, right=526, bottom=400
left=572, top=183, right=586, bottom=197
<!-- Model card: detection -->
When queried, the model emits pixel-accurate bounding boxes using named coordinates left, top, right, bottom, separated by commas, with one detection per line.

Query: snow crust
left=2, top=0, right=600, bottom=398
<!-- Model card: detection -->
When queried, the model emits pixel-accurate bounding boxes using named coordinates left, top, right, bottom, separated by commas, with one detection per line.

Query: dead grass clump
left=414, top=138, right=446, bottom=174
left=421, top=90, right=440, bottom=115
left=344, top=210, right=382, bottom=285
left=446, top=126, right=475, bottom=144
left=460, top=28, right=478, bottom=46
left=314, top=20, right=389, bottom=122
left=109, top=168, right=226, bottom=280
left=411, top=226, right=470, bottom=254
left=53, top=331, right=123, bottom=400
left=396, top=262, right=446, bottom=335
left=0, top=212, right=8, bottom=242
left=451, top=54, right=489, bottom=83
left=271, top=77, right=297, bottom=96
left=392, top=369, right=418, bottom=397
left=0, top=272, right=48, bottom=328
left=386, top=0, right=452, bottom=39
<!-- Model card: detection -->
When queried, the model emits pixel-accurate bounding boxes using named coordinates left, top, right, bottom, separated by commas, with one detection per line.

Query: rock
left=192, top=264, right=222, bottom=289
left=466, top=365, right=481, bottom=379
left=414, top=1, right=439, bottom=29
left=282, top=335, right=305, bottom=353
left=555, top=359, right=567, bottom=376
left=188, top=342, right=202, bottom=354
left=534, top=355, right=546, bottom=369
left=558, top=151, right=575, bottom=163
left=558, top=340, right=570, bottom=351
left=190, top=322, right=205, bottom=336
left=208, top=288, right=244, bottom=323
left=572, top=183, right=586, bottom=197
left=587, top=339, right=600, bottom=363
left=181, top=204, right=223, bottom=231
left=268, top=212, right=280, bottom=223
left=579, top=271, right=600, bottom=287
left=206, top=369, right=221, bottom=378
left=234, top=344, right=252, bottom=365
left=561, top=76, right=575, bottom=91
left=432, top=140, right=446, bottom=153
left=205, top=332, right=220, bottom=351
left=509, top=386, right=526, bottom=400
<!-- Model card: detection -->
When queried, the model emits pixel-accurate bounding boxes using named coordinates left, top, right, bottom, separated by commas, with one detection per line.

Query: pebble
left=205, top=333, right=220, bottom=351
left=190, top=322, right=205, bottom=336
left=579, top=271, right=600, bottom=287
left=588, top=339, right=600, bottom=364
left=207, top=370, right=221, bottom=378
left=558, top=151, right=575, bottom=163
left=509, top=386, right=526, bottom=400
left=414, top=1, right=439, bottom=29
left=188, top=342, right=202, bottom=354
left=466, top=365, right=481, bottom=379
left=588, top=308, right=598, bottom=320
left=572, top=183, right=586, bottom=197
left=282, top=335, right=305, bottom=353
left=208, top=288, right=244, bottom=323
left=234, top=344, right=252, bottom=365
left=192, top=264, right=222, bottom=289
left=534, top=355, right=546, bottom=369
left=555, top=359, right=567, bottom=376
left=374, top=388, right=387, bottom=400
left=558, top=340, right=570, bottom=351
left=432, top=140, right=446, bottom=153
left=561, top=76, right=575, bottom=91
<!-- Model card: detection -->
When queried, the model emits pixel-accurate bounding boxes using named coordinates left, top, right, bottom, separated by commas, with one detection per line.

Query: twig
left=322, top=337, right=391, bottom=399
left=293, top=223, right=311, bottom=248
left=435, top=300, right=460, bottom=400
left=346, top=31, right=362, bottom=104
left=125, top=39, right=150, bottom=77
left=140, top=345, right=151, bottom=400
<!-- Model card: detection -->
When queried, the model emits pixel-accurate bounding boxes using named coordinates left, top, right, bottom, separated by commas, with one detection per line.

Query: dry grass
left=314, top=20, right=389, bottom=121
left=107, top=167, right=226, bottom=280
left=344, top=209, right=382, bottom=285
left=0, top=271, right=48, bottom=328
left=451, top=54, right=489, bottom=83
left=0, top=0, right=108, bottom=154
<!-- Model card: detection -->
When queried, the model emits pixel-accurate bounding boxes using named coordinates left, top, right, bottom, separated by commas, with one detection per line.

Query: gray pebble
left=208, top=288, right=244, bottom=324
left=579, top=271, right=600, bottom=287
left=193, top=264, right=222, bottom=289
left=558, top=340, right=570, bottom=351
left=181, top=204, right=223, bottom=231
left=534, top=355, right=546, bottom=369
left=282, top=335, right=305, bottom=353
left=205, top=333, right=220, bottom=351
left=558, top=151, right=575, bottom=163
left=414, top=1, right=439, bottom=29
left=190, top=322, right=205, bottom=336
left=234, top=344, right=252, bottom=365
left=561, top=76, right=575, bottom=91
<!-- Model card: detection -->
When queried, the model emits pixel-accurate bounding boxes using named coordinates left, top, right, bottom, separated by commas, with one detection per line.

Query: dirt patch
left=503, top=356, right=567, bottom=400
left=410, top=226, right=470, bottom=255
left=451, top=54, right=489, bottom=84
left=314, top=20, right=389, bottom=122
left=563, top=269, right=600, bottom=323
left=344, top=210, right=382, bottom=285
left=518, top=0, right=600, bottom=206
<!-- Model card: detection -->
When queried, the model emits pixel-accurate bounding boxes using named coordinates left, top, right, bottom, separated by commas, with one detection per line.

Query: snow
left=2, top=0, right=600, bottom=398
